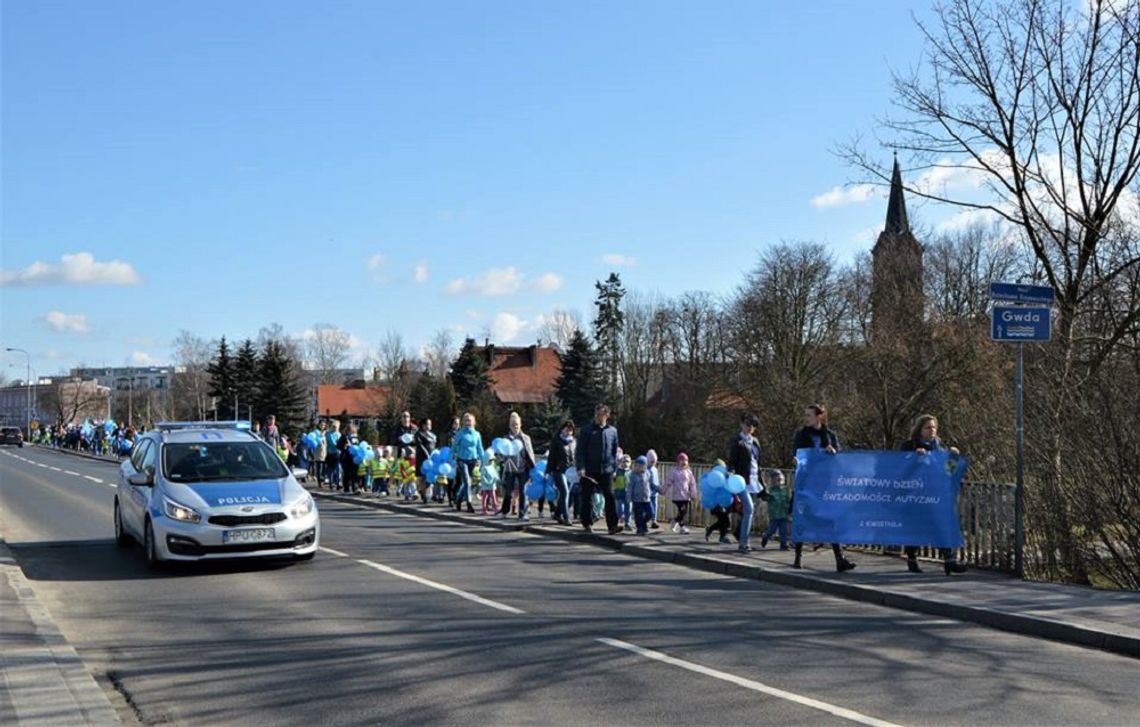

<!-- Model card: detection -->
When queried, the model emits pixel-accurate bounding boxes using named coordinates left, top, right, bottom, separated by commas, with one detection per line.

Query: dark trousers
left=706, top=507, right=732, bottom=539
left=342, top=463, right=359, bottom=492
left=500, top=471, right=526, bottom=516
left=795, top=542, right=845, bottom=564
left=580, top=472, right=617, bottom=531
left=672, top=500, right=690, bottom=525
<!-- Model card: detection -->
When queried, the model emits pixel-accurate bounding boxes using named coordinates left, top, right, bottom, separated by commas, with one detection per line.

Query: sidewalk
left=309, top=487, right=1140, bottom=660
left=0, top=539, right=121, bottom=726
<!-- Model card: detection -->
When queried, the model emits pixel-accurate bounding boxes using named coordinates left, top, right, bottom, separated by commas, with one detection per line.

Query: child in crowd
left=645, top=449, right=662, bottom=530
left=664, top=452, right=697, bottom=534
left=613, top=454, right=632, bottom=531
left=369, top=449, right=388, bottom=495
left=760, top=469, right=791, bottom=549
left=480, top=460, right=500, bottom=515
left=627, top=456, right=652, bottom=535
left=433, top=470, right=450, bottom=505
left=398, top=454, right=417, bottom=502
left=358, top=456, right=372, bottom=495
left=704, top=458, right=733, bottom=544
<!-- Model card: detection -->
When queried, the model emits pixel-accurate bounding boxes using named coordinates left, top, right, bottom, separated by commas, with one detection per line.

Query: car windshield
left=163, top=441, right=288, bottom=482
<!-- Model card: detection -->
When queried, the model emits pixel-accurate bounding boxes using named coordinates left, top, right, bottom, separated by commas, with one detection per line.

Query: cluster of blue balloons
left=421, top=447, right=454, bottom=482
left=103, top=420, right=116, bottom=434
left=699, top=465, right=746, bottom=510
left=491, top=437, right=523, bottom=457
left=348, top=441, right=374, bottom=465
left=118, top=439, right=134, bottom=455
left=301, top=430, right=322, bottom=451
left=525, top=459, right=555, bottom=500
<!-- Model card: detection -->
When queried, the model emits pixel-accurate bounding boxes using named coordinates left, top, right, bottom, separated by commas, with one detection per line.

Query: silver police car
left=114, top=422, right=319, bottom=568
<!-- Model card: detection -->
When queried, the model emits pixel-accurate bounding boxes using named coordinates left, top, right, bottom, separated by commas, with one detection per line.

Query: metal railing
left=648, top=462, right=1017, bottom=573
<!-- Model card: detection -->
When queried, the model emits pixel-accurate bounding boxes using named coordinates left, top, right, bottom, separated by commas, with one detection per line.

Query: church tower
left=871, top=156, right=925, bottom=338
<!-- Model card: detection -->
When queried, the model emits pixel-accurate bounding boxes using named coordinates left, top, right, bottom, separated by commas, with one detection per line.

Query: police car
left=114, top=422, right=319, bottom=568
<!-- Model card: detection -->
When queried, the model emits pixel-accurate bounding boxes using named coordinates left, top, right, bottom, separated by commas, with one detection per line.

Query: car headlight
left=290, top=495, right=314, bottom=519
left=163, top=497, right=201, bottom=524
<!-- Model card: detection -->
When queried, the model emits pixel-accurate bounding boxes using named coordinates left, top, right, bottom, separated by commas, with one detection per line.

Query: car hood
left=167, top=477, right=305, bottom=510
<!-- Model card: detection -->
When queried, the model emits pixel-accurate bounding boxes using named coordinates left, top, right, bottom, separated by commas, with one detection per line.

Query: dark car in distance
left=0, top=427, right=24, bottom=447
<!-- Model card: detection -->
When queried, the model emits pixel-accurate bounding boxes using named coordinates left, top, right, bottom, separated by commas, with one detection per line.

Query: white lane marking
left=318, top=546, right=350, bottom=557
left=357, top=558, right=526, bottom=615
left=64, top=470, right=79, bottom=476
left=49, top=466, right=62, bottom=471
left=84, top=475, right=104, bottom=484
left=597, top=638, right=904, bottom=727
left=35, top=463, right=48, bottom=468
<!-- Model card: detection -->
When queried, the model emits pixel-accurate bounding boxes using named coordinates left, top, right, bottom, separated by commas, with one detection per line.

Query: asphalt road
left=2, top=446, right=1138, bottom=726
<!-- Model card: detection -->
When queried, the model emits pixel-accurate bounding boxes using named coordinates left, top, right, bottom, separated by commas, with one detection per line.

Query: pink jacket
left=663, top=467, right=698, bottom=501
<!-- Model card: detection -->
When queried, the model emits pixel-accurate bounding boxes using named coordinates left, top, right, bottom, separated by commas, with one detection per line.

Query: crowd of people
left=31, top=419, right=137, bottom=457
left=289, top=403, right=968, bottom=575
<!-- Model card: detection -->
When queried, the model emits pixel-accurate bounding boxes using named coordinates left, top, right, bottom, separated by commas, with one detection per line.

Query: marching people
left=645, top=449, right=662, bottom=530
left=574, top=404, right=621, bottom=534
left=498, top=412, right=536, bottom=521
left=627, top=456, right=653, bottom=535
left=546, top=420, right=576, bottom=526
left=664, top=452, right=697, bottom=534
left=315, top=420, right=328, bottom=486
left=415, top=418, right=438, bottom=503
left=450, top=412, right=484, bottom=514
left=901, top=414, right=969, bottom=575
left=727, top=413, right=763, bottom=553
left=339, top=423, right=362, bottom=494
left=325, top=420, right=342, bottom=490
left=614, top=454, right=632, bottom=531
left=792, top=404, right=857, bottom=572
left=759, top=469, right=791, bottom=549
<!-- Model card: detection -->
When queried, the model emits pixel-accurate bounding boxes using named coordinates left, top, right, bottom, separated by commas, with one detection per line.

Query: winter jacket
left=338, top=433, right=360, bottom=467
left=900, top=437, right=946, bottom=453
left=391, top=424, right=417, bottom=458
left=613, top=469, right=629, bottom=492
left=765, top=485, right=791, bottom=520
left=415, top=428, right=438, bottom=468
left=626, top=470, right=652, bottom=503
left=793, top=425, right=840, bottom=452
left=547, top=433, right=576, bottom=474
left=451, top=426, right=485, bottom=462
left=501, top=431, right=536, bottom=475
left=395, top=458, right=416, bottom=484
left=316, top=433, right=328, bottom=461
left=575, top=422, right=619, bottom=476
left=727, top=433, right=762, bottom=492
left=663, top=467, right=698, bottom=501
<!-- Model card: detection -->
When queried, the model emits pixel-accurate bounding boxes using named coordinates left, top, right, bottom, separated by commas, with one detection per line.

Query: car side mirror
left=128, top=472, right=154, bottom=487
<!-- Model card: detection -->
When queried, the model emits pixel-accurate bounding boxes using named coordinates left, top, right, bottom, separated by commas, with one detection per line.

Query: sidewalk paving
left=309, top=487, right=1140, bottom=660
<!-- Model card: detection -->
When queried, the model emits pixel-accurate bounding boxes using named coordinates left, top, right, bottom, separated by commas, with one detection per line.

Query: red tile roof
left=488, top=346, right=561, bottom=405
left=317, top=384, right=390, bottom=417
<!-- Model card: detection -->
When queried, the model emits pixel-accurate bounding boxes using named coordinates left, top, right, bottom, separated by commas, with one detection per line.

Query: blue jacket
left=575, top=422, right=619, bottom=475
left=626, top=470, right=652, bottom=503
left=451, top=427, right=485, bottom=462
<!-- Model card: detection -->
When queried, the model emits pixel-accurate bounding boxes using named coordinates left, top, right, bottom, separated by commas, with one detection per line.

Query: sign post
left=989, top=283, right=1055, bottom=578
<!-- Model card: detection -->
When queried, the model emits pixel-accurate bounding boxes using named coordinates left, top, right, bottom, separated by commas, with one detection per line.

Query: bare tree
left=41, top=379, right=110, bottom=426
left=619, top=292, right=671, bottom=408
left=377, top=330, right=411, bottom=413
left=925, top=222, right=1023, bottom=322
left=306, top=323, right=353, bottom=384
left=422, top=329, right=455, bottom=379
left=171, top=330, right=213, bottom=420
left=538, top=308, right=583, bottom=351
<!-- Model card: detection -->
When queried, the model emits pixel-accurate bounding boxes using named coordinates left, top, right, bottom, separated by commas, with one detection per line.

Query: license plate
left=223, top=528, right=275, bottom=544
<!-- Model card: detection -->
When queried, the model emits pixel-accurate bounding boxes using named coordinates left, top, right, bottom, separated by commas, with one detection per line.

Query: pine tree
left=593, top=273, right=626, bottom=400
left=233, top=339, right=259, bottom=423
left=528, top=394, right=572, bottom=448
left=556, top=329, right=604, bottom=427
left=449, top=337, right=492, bottom=406
left=255, top=339, right=309, bottom=435
left=206, top=337, right=235, bottom=419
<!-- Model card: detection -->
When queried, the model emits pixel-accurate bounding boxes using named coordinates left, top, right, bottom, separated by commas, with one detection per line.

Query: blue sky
left=2, top=0, right=948, bottom=376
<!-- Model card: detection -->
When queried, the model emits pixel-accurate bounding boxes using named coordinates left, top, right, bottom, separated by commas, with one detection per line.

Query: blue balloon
left=535, top=459, right=547, bottom=473
left=328, top=431, right=341, bottom=446
left=544, top=483, right=557, bottom=502
left=704, top=470, right=727, bottom=490
left=493, top=438, right=511, bottom=456
left=438, top=446, right=451, bottom=462
left=726, top=474, right=746, bottom=494
left=510, top=439, right=524, bottom=457
left=421, top=459, right=435, bottom=475
left=714, top=488, right=734, bottom=508
left=437, top=463, right=454, bottom=478
left=525, top=480, right=545, bottom=500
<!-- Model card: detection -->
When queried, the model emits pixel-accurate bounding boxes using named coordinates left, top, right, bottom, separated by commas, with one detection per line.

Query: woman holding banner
left=791, top=404, right=857, bottom=572
left=901, top=415, right=968, bottom=575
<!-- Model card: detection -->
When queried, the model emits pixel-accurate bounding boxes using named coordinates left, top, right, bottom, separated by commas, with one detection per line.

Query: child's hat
left=676, top=452, right=689, bottom=463
left=634, top=455, right=648, bottom=466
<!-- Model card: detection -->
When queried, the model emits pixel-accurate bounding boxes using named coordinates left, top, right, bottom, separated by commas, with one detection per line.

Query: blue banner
left=793, top=449, right=966, bottom=547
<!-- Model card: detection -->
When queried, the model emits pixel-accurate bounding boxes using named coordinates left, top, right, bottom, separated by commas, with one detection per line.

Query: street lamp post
left=5, top=347, right=31, bottom=436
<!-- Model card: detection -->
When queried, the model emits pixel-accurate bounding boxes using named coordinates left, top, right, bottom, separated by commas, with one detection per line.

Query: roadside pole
left=1014, top=342, right=1024, bottom=578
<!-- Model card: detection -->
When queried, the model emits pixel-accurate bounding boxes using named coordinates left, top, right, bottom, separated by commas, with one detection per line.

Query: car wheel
left=144, top=519, right=163, bottom=570
left=114, top=500, right=132, bottom=547
left=295, top=551, right=316, bottom=562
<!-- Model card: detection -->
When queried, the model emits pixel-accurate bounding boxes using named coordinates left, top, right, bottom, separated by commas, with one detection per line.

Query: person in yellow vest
left=369, top=449, right=388, bottom=495
left=357, top=456, right=371, bottom=495
left=397, top=454, right=417, bottom=502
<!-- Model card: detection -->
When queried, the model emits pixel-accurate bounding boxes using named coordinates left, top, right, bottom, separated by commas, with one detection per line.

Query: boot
left=907, top=558, right=923, bottom=574
left=944, top=559, right=968, bottom=575
left=836, top=558, right=857, bottom=572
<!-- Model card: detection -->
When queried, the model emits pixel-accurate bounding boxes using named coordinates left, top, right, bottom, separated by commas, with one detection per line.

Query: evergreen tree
left=593, top=273, right=626, bottom=400
left=357, top=418, right=379, bottom=446
left=409, top=373, right=457, bottom=437
left=556, top=329, right=604, bottom=427
left=527, top=394, right=572, bottom=448
left=255, top=339, right=309, bottom=435
left=449, top=337, right=492, bottom=406
left=206, top=337, right=235, bottom=419
left=233, top=338, right=259, bottom=422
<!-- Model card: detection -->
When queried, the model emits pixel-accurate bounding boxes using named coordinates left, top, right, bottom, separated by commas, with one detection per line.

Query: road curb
left=27, top=444, right=121, bottom=465
left=310, top=488, right=1140, bottom=660
left=0, top=540, right=122, bottom=726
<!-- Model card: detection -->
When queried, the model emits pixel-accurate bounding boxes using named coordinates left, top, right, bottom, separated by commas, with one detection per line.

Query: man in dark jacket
left=391, top=411, right=417, bottom=459
left=727, top=413, right=763, bottom=553
left=574, top=404, right=621, bottom=534
left=414, top=418, right=438, bottom=503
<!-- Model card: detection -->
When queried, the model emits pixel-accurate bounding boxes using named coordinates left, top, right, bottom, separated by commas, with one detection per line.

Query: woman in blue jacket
left=450, top=412, right=485, bottom=514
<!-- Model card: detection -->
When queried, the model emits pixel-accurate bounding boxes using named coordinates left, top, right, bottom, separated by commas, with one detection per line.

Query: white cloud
left=0, top=252, right=141, bottom=287
left=41, top=311, right=90, bottom=334
left=130, top=351, right=161, bottom=366
left=491, top=312, right=527, bottom=343
left=413, top=262, right=428, bottom=283
left=811, top=184, right=878, bottom=209
left=529, top=273, right=563, bottom=293
left=465, top=309, right=484, bottom=320
left=366, top=253, right=386, bottom=270
left=601, top=253, right=637, bottom=267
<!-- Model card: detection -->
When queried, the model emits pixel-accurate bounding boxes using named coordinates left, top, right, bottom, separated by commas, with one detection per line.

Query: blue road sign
left=992, top=305, right=1052, bottom=342
left=989, top=282, right=1055, bottom=305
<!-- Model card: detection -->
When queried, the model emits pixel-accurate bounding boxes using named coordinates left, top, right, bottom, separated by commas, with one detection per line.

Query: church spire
left=884, top=154, right=910, bottom=236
